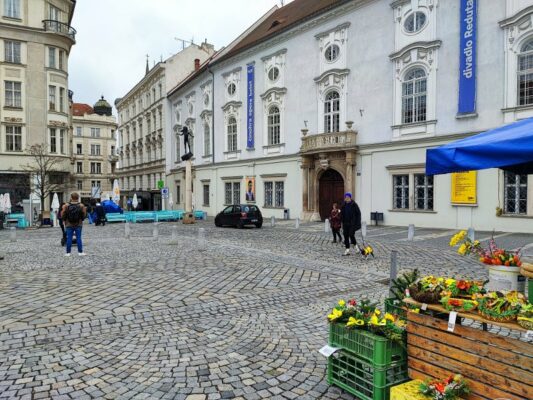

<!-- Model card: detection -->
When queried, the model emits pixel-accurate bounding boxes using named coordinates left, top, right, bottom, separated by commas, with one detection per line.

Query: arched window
left=267, top=106, right=281, bottom=145
left=518, top=39, right=533, bottom=106
left=402, top=68, right=427, bottom=124
left=324, top=91, right=340, bottom=133
left=227, top=117, right=237, bottom=152
left=204, top=123, right=211, bottom=156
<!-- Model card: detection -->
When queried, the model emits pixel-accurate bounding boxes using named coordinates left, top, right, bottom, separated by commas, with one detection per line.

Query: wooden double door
left=318, top=169, right=345, bottom=221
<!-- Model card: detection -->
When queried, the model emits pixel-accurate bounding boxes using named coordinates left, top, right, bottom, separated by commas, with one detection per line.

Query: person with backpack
left=61, top=192, right=87, bottom=256
left=340, top=192, right=362, bottom=256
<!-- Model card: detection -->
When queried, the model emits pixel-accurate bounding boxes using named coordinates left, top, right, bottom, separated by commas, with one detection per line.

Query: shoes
left=78, top=252, right=86, bottom=256
left=354, top=244, right=361, bottom=253
left=64, top=253, right=71, bottom=257
left=344, top=248, right=350, bottom=256
left=332, top=240, right=337, bottom=244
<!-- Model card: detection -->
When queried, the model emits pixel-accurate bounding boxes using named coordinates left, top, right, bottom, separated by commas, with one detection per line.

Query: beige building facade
left=115, top=42, right=215, bottom=210
left=0, top=0, right=76, bottom=207
left=71, top=99, right=118, bottom=204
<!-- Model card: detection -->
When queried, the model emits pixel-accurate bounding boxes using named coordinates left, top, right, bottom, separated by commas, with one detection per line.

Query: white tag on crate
left=421, top=303, right=428, bottom=311
left=319, top=345, right=340, bottom=358
left=447, top=311, right=458, bottom=332
left=526, top=330, right=533, bottom=341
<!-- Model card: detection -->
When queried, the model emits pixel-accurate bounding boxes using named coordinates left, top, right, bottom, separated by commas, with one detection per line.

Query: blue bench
left=194, top=210, right=206, bottom=220
left=155, top=210, right=184, bottom=221
left=106, top=213, right=128, bottom=223
left=131, top=211, right=156, bottom=223
left=5, top=213, right=27, bottom=228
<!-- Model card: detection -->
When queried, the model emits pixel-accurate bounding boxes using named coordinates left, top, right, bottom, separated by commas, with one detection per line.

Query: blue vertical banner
left=247, top=63, right=255, bottom=149
left=458, top=0, right=477, bottom=114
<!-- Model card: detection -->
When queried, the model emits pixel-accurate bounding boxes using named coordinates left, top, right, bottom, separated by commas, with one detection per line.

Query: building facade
left=166, top=0, right=533, bottom=233
left=0, top=0, right=76, bottom=208
left=115, top=42, right=215, bottom=211
left=71, top=98, right=118, bottom=204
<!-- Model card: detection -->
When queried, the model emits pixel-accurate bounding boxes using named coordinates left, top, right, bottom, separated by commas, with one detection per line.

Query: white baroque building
left=166, top=0, right=533, bottom=233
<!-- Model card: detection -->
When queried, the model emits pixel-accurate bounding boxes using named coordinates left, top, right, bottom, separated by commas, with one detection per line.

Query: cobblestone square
left=0, top=221, right=522, bottom=399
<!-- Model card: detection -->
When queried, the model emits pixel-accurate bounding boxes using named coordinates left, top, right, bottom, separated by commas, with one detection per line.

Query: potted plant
left=477, top=291, right=526, bottom=323
left=419, top=374, right=469, bottom=400
left=449, top=231, right=525, bottom=293
left=408, top=276, right=447, bottom=304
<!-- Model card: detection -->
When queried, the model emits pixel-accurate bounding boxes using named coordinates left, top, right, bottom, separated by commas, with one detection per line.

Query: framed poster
left=245, top=177, right=255, bottom=202
left=451, top=171, right=477, bottom=204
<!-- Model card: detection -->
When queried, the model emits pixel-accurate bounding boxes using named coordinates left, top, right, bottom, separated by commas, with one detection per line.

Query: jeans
left=343, top=223, right=357, bottom=249
left=66, top=226, right=83, bottom=254
left=332, top=229, right=342, bottom=242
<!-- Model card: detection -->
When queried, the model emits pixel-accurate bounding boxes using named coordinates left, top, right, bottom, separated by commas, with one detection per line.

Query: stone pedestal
left=183, top=159, right=195, bottom=225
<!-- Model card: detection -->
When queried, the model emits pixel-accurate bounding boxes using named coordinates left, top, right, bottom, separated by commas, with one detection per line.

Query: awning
left=426, top=117, right=533, bottom=175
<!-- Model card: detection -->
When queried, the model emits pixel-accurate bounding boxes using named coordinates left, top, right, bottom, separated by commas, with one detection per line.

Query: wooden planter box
left=406, top=311, right=533, bottom=400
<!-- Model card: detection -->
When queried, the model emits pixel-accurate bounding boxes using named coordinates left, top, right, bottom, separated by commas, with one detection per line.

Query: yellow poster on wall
left=451, top=171, right=477, bottom=204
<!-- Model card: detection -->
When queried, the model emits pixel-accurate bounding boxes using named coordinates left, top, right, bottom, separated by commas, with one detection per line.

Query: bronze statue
left=179, top=126, right=194, bottom=155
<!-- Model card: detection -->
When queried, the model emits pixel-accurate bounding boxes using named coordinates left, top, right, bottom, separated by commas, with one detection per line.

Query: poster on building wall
left=451, top=171, right=477, bottom=204
left=458, top=0, right=477, bottom=114
left=247, top=63, right=255, bottom=149
left=245, top=177, right=255, bottom=202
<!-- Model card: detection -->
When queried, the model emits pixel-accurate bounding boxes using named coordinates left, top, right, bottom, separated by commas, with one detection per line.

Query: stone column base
left=301, top=211, right=322, bottom=222
left=182, top=212, right=195, bottom=224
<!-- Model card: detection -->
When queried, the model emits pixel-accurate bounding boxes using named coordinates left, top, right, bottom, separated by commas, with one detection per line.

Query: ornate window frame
left=261, top=48, right=287, bottom=91
left=200, top=109, right=212, bottom=159
left=314, top=69, right=349, bottom=133
left=315, top=22, right=350, bottom=75
left=260, top=87, right=286, bottom=155
left=390, top=41, right=440, bottom=139
left=500, top=6, right=533, bottom=122
left=222, top=101, right=242, bottom=160
left=222, top=67, right=242, bottom=104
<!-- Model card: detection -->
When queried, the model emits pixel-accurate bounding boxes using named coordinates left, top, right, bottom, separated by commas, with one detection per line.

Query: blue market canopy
left=101, top=199, right=123, bottom=214
left=426, top=117, right=533, bottom=175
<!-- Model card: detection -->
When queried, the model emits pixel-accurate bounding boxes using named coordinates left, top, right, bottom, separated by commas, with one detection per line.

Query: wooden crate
left=407, top=311, right=533, bottom=400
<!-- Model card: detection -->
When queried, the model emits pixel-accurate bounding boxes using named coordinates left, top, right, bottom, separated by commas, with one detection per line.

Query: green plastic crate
left=329, top=323, right=406, bottom=367
left=327, top=349, right=408, bottom=400
left=384, top=298, right=407, bottom=319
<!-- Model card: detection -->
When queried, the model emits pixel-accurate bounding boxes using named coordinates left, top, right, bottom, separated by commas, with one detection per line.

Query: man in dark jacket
left=61, top=192, right=87, bottom=256
left=340, top=192, right=361, bottom=256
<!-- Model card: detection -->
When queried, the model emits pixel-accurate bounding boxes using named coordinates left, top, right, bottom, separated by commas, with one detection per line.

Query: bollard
left=295, top=218, right=300, bottom=229
left=171, top=225, right=178, bottom=241
left=407, top=224, right=415, bottom=241
left=324, top=219, right=330, bottom=233
left=125, top=222, right=131, bottom=239
left=9, top=227, right=16, bottom=242
left=153, top=222, right=159, bottom=240
left=389, top=250, right=398, bottom=297
left=361, top=221, right=367, bottom=239
left=198, top=227, right=206, bottom=251
left=467, top=227, right=475, bottom=241
left=271, top=216, right=275, bottom=227
left=203, top=211, right=207, bottom=221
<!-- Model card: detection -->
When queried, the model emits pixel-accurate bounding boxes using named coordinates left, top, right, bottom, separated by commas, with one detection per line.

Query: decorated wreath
left=517, top=303, right=533, bottom=330
left=419, top=374, right=469, bottom=400
left=440, top=296, right=478, bottom=312
left=409, top=276, right=446, bottom=304
left=477, top=291, right=526, bottom=323
left=443, top=279, right=485, bottom=298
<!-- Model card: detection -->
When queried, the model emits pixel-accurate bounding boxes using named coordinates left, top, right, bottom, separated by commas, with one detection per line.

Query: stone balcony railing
left=43, top=20, right=76, bottom=42
left=300, top=129, right=357, bottom=154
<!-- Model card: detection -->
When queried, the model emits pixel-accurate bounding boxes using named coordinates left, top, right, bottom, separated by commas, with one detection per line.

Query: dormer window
left=227, top=83, right=236, bottom=96
left=404, top=12, right=427, bottom=34
left=324, top=44, right=340, bottom=63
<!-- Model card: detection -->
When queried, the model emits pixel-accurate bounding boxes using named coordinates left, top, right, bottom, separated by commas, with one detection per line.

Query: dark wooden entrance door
left=319, top=169, right=344, bottom=221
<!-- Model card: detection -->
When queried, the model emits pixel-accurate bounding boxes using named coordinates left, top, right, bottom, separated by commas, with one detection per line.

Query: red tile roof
left=72, top=103, right=94, bottom=116
left=215, top=0, right=348, bottom=64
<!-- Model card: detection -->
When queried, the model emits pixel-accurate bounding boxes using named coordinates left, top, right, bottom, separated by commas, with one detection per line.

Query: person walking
left=61, top=192, right=87, bottom=256
left=341, top=192, right=361, bottom=256
left=95, top=202, right=106, bottom=226
left=329, top=202, right=342, bottom=243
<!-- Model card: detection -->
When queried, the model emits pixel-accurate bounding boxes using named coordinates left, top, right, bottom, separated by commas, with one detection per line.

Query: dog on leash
left=359, top=244, right=375, bottom=259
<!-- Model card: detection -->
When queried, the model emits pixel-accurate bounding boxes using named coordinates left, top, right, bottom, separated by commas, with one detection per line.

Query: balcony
left=43, top=20, right=76, bottom=42
left=300, top=129, right=357, bottom=154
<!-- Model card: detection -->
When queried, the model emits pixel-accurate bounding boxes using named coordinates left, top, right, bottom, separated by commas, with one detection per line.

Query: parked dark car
left=215, top=204, right=263, bottom=228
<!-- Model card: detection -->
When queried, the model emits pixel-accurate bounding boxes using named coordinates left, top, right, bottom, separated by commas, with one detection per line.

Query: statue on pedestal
left=179, top=126, right=194, bottom=161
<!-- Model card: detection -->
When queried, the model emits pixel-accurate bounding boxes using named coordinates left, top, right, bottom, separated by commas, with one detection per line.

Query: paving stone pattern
left=0, top=221, right=529, bottom=399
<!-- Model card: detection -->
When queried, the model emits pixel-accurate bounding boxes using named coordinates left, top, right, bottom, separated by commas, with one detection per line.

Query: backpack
left=66, top=203, right=82, bottom=224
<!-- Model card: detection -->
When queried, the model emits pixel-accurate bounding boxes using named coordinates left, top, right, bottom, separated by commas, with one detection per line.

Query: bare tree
left=21, top=144, right=73, bottom=224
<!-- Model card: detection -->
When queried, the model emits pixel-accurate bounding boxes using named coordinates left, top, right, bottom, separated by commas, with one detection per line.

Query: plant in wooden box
left=517, top=303, right=533, bottom=330
left=439, top=279, right=484, bottom=312
left=419, top=374, right=469, bottom=400
left=408, top=276, right=447, bottom=304
left=477, top=291, right=526, bottom=322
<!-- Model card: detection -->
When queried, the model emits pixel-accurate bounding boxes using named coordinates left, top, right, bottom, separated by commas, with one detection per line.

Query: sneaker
left=64, top=253, right=71, bottom=257
left=344, top=248, right=350, bottom=256
left=78, top=252, right=87, bottom=256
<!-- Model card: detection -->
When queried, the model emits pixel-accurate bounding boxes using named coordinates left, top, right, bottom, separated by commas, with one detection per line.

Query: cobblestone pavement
left=0, top=221, right=529, bottom=399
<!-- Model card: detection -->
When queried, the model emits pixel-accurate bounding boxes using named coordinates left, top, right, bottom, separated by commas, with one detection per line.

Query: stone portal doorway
left=318, top=169, right=344, bottom=221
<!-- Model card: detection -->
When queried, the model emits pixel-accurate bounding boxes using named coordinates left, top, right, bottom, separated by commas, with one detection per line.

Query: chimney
left=194, top=58, right=200, bottom=71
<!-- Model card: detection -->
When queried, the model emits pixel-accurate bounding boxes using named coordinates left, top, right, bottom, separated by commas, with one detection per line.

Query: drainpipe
left=208, top=66, right=215, bottom=165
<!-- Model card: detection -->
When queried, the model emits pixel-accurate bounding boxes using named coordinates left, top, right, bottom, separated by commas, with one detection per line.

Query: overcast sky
left=69, top=0, right=291, bottom=110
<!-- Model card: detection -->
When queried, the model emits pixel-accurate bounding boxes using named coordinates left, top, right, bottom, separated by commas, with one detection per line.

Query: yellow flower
left=374, top=309, right=381, bottom=316
left=378, top=319, right=387, bottom=326
left=346, top=317, right=364, bottom=327
left=369, top=315, right=379, bottom=325
left=457, top=244, right=467, bottom=255
left=473, top=240, right=480, bottom=246
left=445, top=278, right=456, bottom=287
left=459, top=230, right=467, bottom=238
left=328, top=308, right=343, bottom=321
left=396, top=319, right=407, bottom=328
left=384, top=313, right=395, bottom=322
left=437, top=277, right=444, bottom=284
left=338, top=300, right=345, bottom=307
left=412, top=308, right=420, bottom=314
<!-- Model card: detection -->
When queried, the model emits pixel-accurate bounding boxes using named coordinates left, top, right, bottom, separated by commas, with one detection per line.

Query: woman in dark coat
left=340, top=192, right=361, bottom=255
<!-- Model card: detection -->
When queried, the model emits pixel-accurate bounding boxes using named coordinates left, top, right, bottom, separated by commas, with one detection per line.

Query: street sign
left=161, top=187, right=169, bottom=199
left=157, top=180, right=165, bottom=189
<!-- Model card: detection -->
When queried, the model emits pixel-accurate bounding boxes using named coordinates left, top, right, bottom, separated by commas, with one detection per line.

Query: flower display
left=441, top=279, right=485, bottom=299
left=419, top=374, right=469, bottom=400
left=517, top=303, right=533, bottom=330
left=408, top=276, right=447, bottom=303
left=477, top=291, right=526, bottom=322
left=440, top=296, right=478, bottom=312
left=450, top=231, right=522, bottom=267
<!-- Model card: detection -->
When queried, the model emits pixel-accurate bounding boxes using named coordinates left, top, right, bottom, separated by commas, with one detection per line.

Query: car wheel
left=255, top=223, right=262, bottom=229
